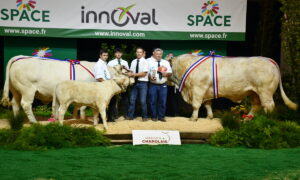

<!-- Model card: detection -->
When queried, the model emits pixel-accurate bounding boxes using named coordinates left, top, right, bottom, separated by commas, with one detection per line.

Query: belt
left=149, top=82, right=166, bottom=85
left=136, top=80, right=148, bottom=83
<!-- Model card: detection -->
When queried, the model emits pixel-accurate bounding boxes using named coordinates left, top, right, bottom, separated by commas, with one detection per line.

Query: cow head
left=111, top=65, right=135, bottom=92
left=165, top=56, right=180, bottom=86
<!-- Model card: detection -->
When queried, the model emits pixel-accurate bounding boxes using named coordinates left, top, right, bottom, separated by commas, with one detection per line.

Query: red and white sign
left=132, top=130, right=181, bottom=145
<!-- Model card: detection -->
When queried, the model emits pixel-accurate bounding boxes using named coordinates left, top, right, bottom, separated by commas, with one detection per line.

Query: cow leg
left=58, top=104, right=68, bottom=125
left=98, top=104, right=108, bottom=130
left=258, top=92, right=275, bottom=113
left=92, top=108, right=99, bottom=125
left=191, top=101, right=202, bottom=121
left=20, top=92, right=37, bottom=123
left=248, top=93, right=261, bottom=115
left=190, top=88, right=206, bottom=121
left=11, top=92, right=21, bottom=116
left=79, top=106, right=86, bottom=120
left=53, top=100, right=59, bottom=120
left=204, top=100, right=213, bottom=119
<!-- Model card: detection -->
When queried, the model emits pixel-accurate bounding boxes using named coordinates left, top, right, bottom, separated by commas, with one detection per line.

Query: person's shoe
left=152, top=118, right=158, bottom=121
left=158, top=118, right=166, bottom=122
left=142, top=118, right=148, bottom=122
left=124, top=115, right=133, bottom=120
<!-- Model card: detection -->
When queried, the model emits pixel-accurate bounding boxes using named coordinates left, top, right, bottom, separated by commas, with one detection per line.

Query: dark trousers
left=128, top=81, right=148, bottom=119
left=148, top=83, right=168, bottom=119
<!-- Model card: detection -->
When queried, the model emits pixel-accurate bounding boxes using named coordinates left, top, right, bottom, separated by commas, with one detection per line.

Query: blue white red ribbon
left=178, top=56, right=211, bottom=92
left=178, top=51, right=223, bottom=99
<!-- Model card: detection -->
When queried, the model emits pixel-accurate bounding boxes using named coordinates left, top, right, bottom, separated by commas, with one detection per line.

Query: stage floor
left=0, top=116, right=222, bottom=134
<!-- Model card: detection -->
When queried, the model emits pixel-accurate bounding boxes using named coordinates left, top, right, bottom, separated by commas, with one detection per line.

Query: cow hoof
left=206, top=115, right=213, bottom=120
left=189, top=118, right=198, bottom=122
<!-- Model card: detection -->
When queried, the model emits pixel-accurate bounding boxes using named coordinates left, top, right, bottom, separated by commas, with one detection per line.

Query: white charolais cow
left=171, top=54, right=298, bottom=121
left=52, top=72, right=134, bottom=129
left=0, top=56, right=119, bottom=123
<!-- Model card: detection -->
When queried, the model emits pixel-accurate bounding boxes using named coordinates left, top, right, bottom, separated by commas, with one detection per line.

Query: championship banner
left=0, top=0, right=247, bottom=40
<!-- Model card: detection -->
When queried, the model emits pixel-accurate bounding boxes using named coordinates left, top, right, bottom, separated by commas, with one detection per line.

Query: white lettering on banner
left=0, top=0, right=247, bottom=40
left=132, top=130, right=181, bottom=145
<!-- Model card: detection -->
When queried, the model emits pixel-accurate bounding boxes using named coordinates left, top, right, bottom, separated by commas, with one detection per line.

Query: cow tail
left=0, top=56, right=20, bottom=107
left=271, top=59, right=298, bottom=110
left=279, top=75, right=298, bottom=110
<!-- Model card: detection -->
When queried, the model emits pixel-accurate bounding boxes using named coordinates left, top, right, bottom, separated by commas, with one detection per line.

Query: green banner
left=0, top=26, right=245, bottom=41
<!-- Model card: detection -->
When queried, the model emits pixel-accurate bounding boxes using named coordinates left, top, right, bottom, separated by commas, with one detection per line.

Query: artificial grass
left=0, top=145, right=299, bottom=180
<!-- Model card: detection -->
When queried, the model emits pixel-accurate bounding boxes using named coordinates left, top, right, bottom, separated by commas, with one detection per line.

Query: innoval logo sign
left=187, top=1, right=231, bottom=27
left=81, top=4, right=159, bottom=27
left=0, top=0, right=50, bottom=22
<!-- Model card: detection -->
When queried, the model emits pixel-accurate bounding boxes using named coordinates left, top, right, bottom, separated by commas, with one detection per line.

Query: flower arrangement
left=231, top=105, right=253, bottom=120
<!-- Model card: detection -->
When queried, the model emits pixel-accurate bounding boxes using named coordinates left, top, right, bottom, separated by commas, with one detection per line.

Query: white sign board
left=0, top=0, right=247, bottom=40
left=132, top=130, right=181, bottom=145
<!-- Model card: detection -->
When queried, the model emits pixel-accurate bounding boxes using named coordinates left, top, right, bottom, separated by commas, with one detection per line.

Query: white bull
left=0, top=56, right=118, bottom=123
left=171, top=54, right=298, bottom=121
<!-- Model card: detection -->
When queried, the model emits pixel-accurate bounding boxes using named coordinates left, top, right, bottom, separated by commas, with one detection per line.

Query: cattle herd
left=0, top=54, right=297, bottom=130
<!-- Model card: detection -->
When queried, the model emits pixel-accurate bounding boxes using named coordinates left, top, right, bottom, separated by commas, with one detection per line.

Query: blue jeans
left=148, top=83, right=168, bottom=119
left=128, top=82, right=148, bottom=119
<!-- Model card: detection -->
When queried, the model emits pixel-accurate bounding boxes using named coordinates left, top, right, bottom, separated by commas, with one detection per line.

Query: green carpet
left=0, top=145, right=299, bottom=180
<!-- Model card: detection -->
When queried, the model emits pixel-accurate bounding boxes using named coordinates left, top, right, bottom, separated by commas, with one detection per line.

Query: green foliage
left=100, top=43, right=137, bottom=64
left=279, top=0, right=300, bottom=103
left=209, top=128, right=241, bottom=147
left=0, top=129, right=19, bottom=147
left=210, top=114, right=300, bottom=149
left=84, top=107, right=94, bottom=117
left=34, top=105, right=72, bottom=117
left=7, top=111, right=26, bottom=131
left=0, top=106, right=10, bottom=119
left=215, top=110, right=241, bottom=130
left=33, top=105, right=53, bottom=117
left=0, top=123, right=110, bottom=150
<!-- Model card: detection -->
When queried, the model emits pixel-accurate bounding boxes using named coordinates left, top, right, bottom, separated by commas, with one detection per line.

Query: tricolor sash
left=178, top=51, right=223, bottom=99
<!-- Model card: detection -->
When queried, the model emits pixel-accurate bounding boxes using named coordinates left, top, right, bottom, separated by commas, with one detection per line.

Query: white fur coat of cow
left=53, top=74, right=134, bottom=129
left=171, top=54, right=298, bottom=121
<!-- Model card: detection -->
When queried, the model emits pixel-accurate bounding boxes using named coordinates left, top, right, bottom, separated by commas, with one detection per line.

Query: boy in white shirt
left=108, top=48, right=129, bottom=69
left=94, top=49, right=110, bottom=82
left=107, top=48, right=129, bottom=121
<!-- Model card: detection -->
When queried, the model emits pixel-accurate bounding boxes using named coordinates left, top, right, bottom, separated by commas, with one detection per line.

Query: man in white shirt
left=126, top=47, right=149, bottom=121
left=107, top=48, right=129, bottom=121
left=148, top=48, right=172, bottom=121
left=94, top=49, right=110, bottom=82
left=94, top=49, right=115, bottom=122
left=107, top=48, right=129, bottom=69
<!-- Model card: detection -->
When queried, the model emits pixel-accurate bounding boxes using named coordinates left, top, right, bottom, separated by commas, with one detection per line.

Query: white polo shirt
left=147, top=56, right=155, bottom=62
left=148, top=59, right=172, bottom=84
left=130, top=57, right=149, bottom=82
left=93, top=59, right=111, bottom=80
left=107, top=58, right=129, bottom=69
